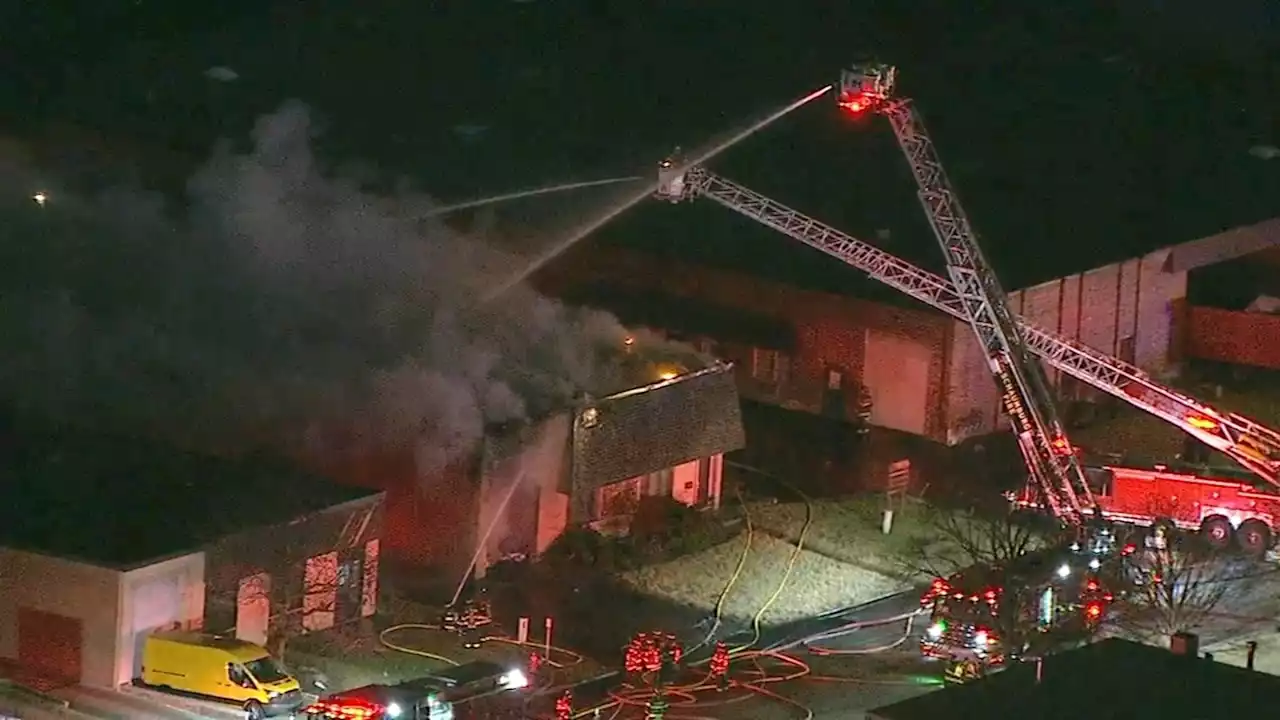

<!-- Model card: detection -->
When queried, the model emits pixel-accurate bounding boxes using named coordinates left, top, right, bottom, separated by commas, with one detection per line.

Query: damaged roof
left=570, top=361, right=745, bottom=492
left=0, top=412, right=381, bottom=570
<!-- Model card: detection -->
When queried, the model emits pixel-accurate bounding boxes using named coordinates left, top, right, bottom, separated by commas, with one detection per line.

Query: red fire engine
left=1013, top=463, right=1278, bottom=555
left=920, top=546, right=1116, bottom=681
left=653, top=63, right=1280, bottom=542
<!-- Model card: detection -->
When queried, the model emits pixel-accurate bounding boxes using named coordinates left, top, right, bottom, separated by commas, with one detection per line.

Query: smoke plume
left=0, top=101, right=656, bottom=476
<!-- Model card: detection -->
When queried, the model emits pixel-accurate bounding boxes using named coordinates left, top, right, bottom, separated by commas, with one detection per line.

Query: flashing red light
left=1085, top=602, right=1103, bottom=621
left=837, top=92, right=872, bottom=115
left=1086, top=579, right=1099, bottom=592
left=304, top=700, right=382, bottom=719
left=1050, top=436, right=1072, bottom=455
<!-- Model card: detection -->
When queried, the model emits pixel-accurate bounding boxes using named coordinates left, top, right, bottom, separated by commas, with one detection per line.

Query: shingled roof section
left=569, top=362, right=744, bottom=521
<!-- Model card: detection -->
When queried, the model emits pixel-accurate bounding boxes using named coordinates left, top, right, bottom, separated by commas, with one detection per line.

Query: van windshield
left=244, top=657, right=290, bottom=685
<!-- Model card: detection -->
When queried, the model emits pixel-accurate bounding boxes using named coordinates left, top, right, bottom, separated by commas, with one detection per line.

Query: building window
left=752, top=348, right=782, bottom=383
left=826, top=368, right=844, bottom=390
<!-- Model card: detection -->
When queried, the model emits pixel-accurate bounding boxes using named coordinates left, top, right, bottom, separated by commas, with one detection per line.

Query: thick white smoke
left=0, top=101, right=648, bottom=476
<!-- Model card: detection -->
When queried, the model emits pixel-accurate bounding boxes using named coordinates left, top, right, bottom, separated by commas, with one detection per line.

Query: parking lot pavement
left=51, top=684, right=255, bottom=720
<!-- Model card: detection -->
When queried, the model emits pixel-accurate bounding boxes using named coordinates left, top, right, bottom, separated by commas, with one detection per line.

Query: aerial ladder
left=835, top=63, right=1092, bottom=522
left=654, top=75, right=1280, bottom=499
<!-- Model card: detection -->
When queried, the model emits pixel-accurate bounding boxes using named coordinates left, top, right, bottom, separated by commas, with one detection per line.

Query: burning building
left=336, top=347, right=745, bottom=583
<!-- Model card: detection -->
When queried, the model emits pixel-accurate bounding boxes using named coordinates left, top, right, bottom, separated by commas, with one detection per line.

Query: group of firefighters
left=442, top=591, right=493, bottom=649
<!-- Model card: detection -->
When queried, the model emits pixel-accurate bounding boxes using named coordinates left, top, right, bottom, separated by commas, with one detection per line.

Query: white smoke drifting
left=0, top=101, right=650, bottom=475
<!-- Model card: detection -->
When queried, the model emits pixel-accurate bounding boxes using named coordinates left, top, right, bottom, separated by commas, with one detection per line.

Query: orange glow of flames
left=1186, top=415, right=1219, bottom=431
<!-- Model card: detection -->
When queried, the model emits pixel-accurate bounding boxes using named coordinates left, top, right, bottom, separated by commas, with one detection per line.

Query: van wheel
left=1238, top=520, right=1271, bottom=557
left=1200, top=515, right=1233, bottom=550
left=244, top=700, right=265, bottom=720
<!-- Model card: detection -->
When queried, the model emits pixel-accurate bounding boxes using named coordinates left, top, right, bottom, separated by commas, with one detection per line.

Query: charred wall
left=203, top=494, right=383, bottom=636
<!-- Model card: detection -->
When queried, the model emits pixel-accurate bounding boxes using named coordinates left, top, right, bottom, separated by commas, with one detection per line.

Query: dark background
left=2, top=0, right=1277, bottom=301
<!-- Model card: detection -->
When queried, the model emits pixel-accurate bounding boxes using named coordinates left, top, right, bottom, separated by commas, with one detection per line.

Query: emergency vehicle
left=1013, top=462, right=1279, bottom=555
left=919, top=544, right=1117, bottom=681
left=301, top=662, right=528, bottom=720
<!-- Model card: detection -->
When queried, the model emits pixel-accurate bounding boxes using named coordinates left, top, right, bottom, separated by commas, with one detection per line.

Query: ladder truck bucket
left=838, top=63, right=896, bottom=114
left=656, top=152, right=691, bottom=203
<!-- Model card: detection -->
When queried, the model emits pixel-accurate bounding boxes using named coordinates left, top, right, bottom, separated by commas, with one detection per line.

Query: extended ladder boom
left=653, top=165, right=1280, bottom=489
left=836, top=64, right=1092, bottom=521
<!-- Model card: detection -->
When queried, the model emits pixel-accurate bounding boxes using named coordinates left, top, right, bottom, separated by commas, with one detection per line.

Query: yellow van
left=140, top=632, right=304, bottom=718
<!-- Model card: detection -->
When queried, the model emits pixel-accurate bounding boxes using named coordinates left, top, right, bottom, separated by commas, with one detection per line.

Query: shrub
left=630, top=496, right=720, bottom=560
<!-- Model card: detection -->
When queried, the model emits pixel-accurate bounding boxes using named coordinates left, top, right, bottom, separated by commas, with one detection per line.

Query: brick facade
left=538, top=245, right=955, bottom=442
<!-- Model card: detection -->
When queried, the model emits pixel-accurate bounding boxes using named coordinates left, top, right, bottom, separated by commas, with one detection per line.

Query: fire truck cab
left=1014, top=463, right=1279, bottom=555
left=301, top=662, right=528, bottom=720
left=920, top=545, right=1115, bottom=678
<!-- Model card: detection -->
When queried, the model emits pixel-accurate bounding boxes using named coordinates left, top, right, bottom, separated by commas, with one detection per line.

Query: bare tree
left=897, top=505, right=1100, bottom=658
left=895, top=504, right=1055, bottom=580
left=1112, top=547, right=1248, bottom=641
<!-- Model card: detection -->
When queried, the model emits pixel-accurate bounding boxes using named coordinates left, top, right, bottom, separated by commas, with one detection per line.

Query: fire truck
left=919, top=545, right=1118, bottom=681
left=301, top=661, right=528, bottom=720
left=652, top=62, right=1280, bottom=541
left=1013, top=462, right=1279, bottom=555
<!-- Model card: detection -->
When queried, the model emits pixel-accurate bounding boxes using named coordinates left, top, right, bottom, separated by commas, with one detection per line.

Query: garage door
left=18, top=608, right=83, bottom=685
left=862, top=330, right=931, bottom=435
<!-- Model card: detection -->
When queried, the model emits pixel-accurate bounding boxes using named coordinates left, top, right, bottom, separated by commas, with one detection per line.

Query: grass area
left=748, top=497, right=940, bottom=578
left=620, top=532, right=905, bottom=625
left=619, top=497, right=934, bottom=625
left=286, top=600, right=604, bottom=692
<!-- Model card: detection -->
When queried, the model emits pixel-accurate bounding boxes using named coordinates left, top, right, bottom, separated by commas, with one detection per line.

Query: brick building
left=537, top=223, right=1271, bottom=447
left=0, top=413, right=382, bottom=688
left=324, top=357, right=746, bottom=584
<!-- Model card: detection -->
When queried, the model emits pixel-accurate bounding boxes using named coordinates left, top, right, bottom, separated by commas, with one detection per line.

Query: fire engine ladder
left=852, top=64, right=1092, bottom=520
left=653, top=167, right=1280, bottom=491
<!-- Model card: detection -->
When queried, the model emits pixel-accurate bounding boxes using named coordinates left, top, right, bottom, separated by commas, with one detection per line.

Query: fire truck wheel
left=1200, top=515, right=1233, bottom=550
left=1237, top=519, right=1271, bottom=557
left=244, top=700, right=265, bottom=720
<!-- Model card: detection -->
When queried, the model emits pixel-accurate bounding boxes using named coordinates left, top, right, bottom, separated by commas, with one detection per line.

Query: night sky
left=3, top=0, right=1277, bottom=299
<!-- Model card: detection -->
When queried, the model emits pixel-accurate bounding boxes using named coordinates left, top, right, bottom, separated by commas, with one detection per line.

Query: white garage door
left=862, top=329, right=930, bottom=435
left=127, top=576, right=183, bottom=680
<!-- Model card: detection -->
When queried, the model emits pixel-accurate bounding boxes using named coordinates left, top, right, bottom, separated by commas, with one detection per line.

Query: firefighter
left=855, top=385, right=873, bottom=434
left=460, top=603, right=483, bottom=649
left=944, top=657, right=983, bottom=684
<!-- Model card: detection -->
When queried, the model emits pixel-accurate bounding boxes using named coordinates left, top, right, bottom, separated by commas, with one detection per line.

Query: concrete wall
left=946, top=249, right=1188, bottom=441
left=0, top=548, right=121, bottom=688
left=115, top=552, right=205, bottom=686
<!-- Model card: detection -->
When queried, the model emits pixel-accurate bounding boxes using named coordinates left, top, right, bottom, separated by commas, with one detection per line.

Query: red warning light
left=1085, top=601, right=1103, bottom=621
left=837, top=91, right=872, bottom=115
left=1050, top=436, right=1073, bottom=455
